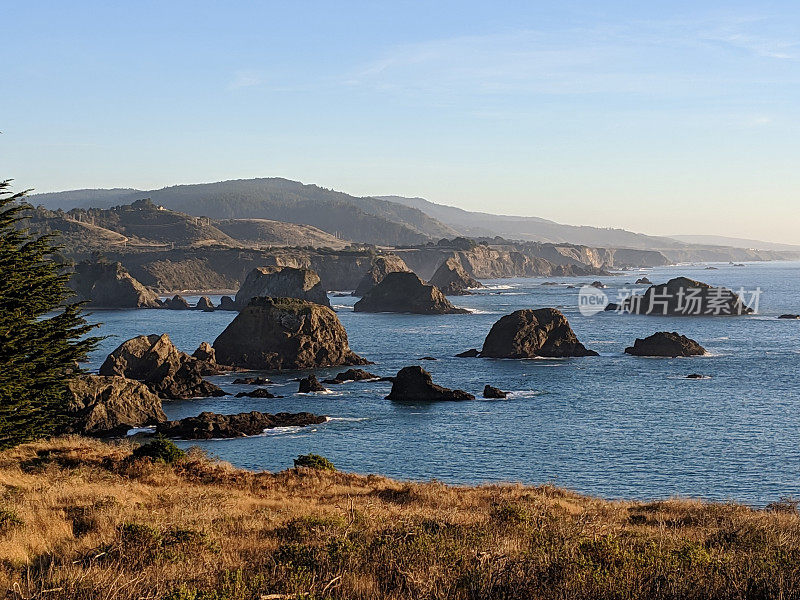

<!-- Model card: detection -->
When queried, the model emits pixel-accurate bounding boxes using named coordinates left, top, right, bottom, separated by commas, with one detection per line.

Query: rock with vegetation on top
left=619, top=277, right=752, bottom=316
left=68, top=260, right=160, bottom=308
left=156, top=411, right=326, bottom=439
left=298, top=374, right=326, bottom=393
left=195, top=296, right=215, bottom=311
left=624, top=332, right=706, bottom=357
left=353, top=271, right=469, bottom=314
left=386, top=366, right=474, bottom=402
left=213, top=297, right=368, bottom=370
left=352, top=255, right=412, bottom=296
left=99, top=333, right=227, bottom=399
left=428, top=257, right=484, bottom=295
left=323, top=369, right=380, bottom=384
left=479, top=308, right=598, bottom=358
left=235, top=266, right=330, bottom=308
left=163, top=294, right=191, bottom=310
left=483, top=385, right=507, bottom=399
left=64, top=375, right=166, bottom=436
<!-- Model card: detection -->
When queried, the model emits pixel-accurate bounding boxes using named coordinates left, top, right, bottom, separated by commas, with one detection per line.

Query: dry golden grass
left=2, top=436, right=800, bottom=599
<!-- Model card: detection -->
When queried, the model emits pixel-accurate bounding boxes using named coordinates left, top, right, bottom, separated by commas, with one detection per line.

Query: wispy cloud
left=228, top=70, right=263, bottom=90
left=345, top=14, right=800, bottom=101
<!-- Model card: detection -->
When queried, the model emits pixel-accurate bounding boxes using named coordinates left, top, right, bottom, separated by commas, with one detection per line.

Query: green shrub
left=133, top=437, right=186, bottom=464
left=293, top=453, right=335, bottom=471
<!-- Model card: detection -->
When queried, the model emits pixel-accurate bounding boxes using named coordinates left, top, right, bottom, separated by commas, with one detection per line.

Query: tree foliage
left=0, top=180, right=99, bottom=449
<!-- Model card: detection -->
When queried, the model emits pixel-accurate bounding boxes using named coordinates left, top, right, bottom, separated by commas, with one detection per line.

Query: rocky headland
left=156, top=410, right=327, bottom=439
left=64, top=374, right=166, bottom=436
left=68, top=260, right=160, bottom=308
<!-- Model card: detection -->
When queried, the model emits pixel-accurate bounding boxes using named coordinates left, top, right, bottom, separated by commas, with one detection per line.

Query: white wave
left=126, top=426, right=156, bottom=436
left=483, top=284, right=515, bottom=290
left=505, top=390, right=544, bottom=399
left=260, top=425, right=313, bottom=436
left=327, top=416, right=370, bottom=422
left=296, top=388, right=337, bottom=395
left=332, top=304, right=354, bottom=311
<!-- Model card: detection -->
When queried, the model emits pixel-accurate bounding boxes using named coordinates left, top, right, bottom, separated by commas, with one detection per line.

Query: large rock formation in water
left=213, top=297, right=368, bottom=370
left=99, top=334, right=226, bottom=399
left=352, top=255, right=411, bottom=296
left=235, top=266, right=330, bottom=308
left=353, top=272, right=469, bottom=314
left=386, top=366, right=474, bottom=402
left=64, top=375, right=166, bottom=436
left=624, top=332, right=706, bottom=357
left=157, top=410, right=327, bottom=439
left=617, top=277, right=752, bottom=316
left=428, top=257, right=484, bottom=295
left=68, top=260, right=160, bottom=308
left=479, top=308, right=598, bottom=358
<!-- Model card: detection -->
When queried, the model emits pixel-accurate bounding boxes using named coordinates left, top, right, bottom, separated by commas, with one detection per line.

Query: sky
left=3, top=1, right=800, bottom=243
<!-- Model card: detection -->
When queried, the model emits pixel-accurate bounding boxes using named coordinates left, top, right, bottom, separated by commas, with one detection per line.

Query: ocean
left=85, top=260, right=800, bottom=506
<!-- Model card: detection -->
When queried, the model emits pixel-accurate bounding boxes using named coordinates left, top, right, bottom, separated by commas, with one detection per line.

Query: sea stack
left=100, top=334, right=227, bottom=399
left=235, top=266, right=330, bottom=308
left=428, top=257, right=484, bottom=295
left=478, top=308, right=598, bottom=358
left=353, top=271, right=469, bottom=314
left=619, top=277, right=752, bottom=316
left=624, top=332, right=706, bottom=357
left=213, top=297, right=368, bottom=370
left=353, top=255, right=412, bottom=296
left=386, top=366, right=474, bottom=402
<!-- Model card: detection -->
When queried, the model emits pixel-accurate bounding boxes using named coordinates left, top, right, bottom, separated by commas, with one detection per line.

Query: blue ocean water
left=85, top=261, right=800, bottom=505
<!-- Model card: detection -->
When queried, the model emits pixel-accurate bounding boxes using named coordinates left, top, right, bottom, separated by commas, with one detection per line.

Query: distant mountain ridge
left=670, top=235, right=800, bottom=252
left=30, top=178, right=458, bottom=247
left=375, top=195, right=685, bottom=250
left=28, top=178, right=799, bottom=259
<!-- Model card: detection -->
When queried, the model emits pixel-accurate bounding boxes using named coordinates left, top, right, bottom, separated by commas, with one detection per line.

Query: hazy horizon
left=5, top=1, right=800, bottom=243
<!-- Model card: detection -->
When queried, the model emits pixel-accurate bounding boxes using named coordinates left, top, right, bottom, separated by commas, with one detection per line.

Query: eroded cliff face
left=394, top=245, right=609, bottom=280
left=106, top=248, right=375, bottom=292
left=104, top=242, right=666, bottom=294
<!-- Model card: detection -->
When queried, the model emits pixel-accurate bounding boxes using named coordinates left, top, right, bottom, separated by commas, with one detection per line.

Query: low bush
left=293, top=453, right=335, bottom=471
left=132, top=437, right=186, bottom=464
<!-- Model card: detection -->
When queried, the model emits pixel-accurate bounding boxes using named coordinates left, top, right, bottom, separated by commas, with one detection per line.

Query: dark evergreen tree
left=0, top=180, right=99, bottom=450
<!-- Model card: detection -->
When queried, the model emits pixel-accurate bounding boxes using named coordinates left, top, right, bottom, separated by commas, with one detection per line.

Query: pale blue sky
left=4, top=1, right=800, bottom=242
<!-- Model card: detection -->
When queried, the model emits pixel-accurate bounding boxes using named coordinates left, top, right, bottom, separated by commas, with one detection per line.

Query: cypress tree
left=0, top=180, right=99, bottom=450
